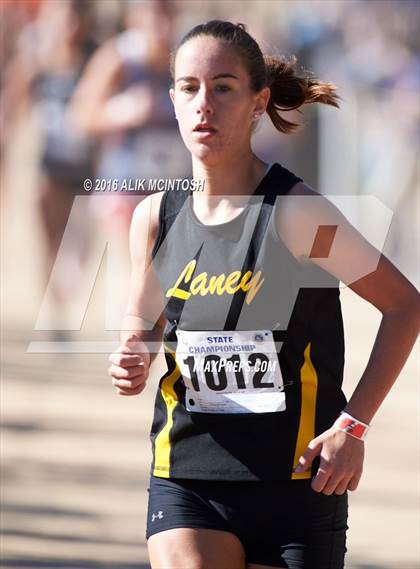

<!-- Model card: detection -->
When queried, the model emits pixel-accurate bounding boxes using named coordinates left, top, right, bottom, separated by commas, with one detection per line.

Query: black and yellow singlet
left=149, top=163, right=346, bottom=482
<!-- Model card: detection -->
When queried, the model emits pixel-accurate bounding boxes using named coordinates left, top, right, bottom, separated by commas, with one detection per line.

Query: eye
left=181, top=85, right=198, bottom=93
left=215, top=84, right=231, bottom=93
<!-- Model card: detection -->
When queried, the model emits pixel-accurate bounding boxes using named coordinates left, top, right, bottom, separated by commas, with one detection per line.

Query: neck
left=189, top=154, right=270, bottom=224
left=192, top=154, right=268, bottom=197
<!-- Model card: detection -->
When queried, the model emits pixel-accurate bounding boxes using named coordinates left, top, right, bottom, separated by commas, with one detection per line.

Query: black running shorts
left=146, top=475, right=348, bottom=568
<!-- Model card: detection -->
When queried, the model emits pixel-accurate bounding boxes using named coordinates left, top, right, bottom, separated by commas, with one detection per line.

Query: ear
left=169, top=88, right=175, bottom=105
left=169, top=88, right=178, bottom=119
left=253, top=86, right=271, bottom=115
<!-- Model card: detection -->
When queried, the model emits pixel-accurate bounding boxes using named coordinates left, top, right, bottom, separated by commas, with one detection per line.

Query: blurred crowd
left=1, top=0, right=418, bottom=332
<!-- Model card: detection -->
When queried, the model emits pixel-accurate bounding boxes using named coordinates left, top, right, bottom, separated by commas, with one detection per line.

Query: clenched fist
left=108, top=336, right=151, bottom=396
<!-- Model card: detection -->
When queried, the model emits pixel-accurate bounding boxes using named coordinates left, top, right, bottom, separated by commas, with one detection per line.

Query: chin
left=192, top=151, right=222, bottom=167
left=189, top=141, right=224, bottom=163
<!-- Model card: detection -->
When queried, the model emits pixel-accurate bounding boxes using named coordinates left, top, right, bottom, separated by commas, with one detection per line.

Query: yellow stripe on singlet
left=291, top=341, right=318, bottom=480
left=152, top=345, right=181, bottom=478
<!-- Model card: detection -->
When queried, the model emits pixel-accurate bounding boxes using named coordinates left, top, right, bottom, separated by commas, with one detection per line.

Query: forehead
left=174, top=36, right=247, bottom=79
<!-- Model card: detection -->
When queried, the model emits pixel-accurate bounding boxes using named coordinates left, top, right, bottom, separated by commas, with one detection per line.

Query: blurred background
left=1, top=0, right=419, bottom=568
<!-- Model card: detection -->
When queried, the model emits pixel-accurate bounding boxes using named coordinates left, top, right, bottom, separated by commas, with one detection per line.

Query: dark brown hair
left=170, top=20, right=340, bottom=134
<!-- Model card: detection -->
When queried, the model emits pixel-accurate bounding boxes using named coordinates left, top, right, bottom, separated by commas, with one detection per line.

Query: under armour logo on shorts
left=151, top=511, right=164, bottom=522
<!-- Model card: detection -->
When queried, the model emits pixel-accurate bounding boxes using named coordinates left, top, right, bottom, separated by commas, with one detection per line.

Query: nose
left=195, top=85, right=214, bottom=116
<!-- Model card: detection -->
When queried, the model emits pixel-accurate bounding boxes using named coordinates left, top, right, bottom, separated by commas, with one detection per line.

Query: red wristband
left=333, top=412, right=369, bottom=440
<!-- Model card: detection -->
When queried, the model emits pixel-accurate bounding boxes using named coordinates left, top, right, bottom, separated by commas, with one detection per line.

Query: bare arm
left=121, top=191, right=167, bottom=359
left=69, top=39, right=154, bottom=136
left=109, top=192, right=167, bottom=395
left=277, top=182, right=419, bottom=492
left=1, top=44, right=37, bottom=140
left=278, top=182, right=419, bottom=423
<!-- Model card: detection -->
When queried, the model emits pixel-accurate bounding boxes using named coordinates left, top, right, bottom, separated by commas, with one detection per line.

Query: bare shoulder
left=129, top=192, right=165, bottom=263
left=282, top=180, right=329, bottom=211
left=278, top=181, right=341, bottom=224
left=131, top=191, right=165, bottom=227
left=276, top=181, right=346, bottom=261
left=288, top=180, right=319, bottom=197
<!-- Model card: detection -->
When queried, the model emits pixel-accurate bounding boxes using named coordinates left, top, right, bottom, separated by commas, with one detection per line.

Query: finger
left=111, top=368, right=148, bottom=387
left=311, top=464, right=331, bottom=493
left=108, top=364, right=147, bottom=380
left=116, top=383, right=146, bottom=396
left=321, top=471, right=348, bottom=496
left=348, top=472, right=362, bottom=492
left=294, top=438, right=323, bottom=473
left=310, top=452, right=333, bottom=493
left=109, top=352, right=145, bottom=368
left=334, top=477, right=351, bottom=495
left=112, top=374, right=147, bottom=389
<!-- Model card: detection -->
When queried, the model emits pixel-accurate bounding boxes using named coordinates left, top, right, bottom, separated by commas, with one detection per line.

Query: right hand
left=108, top=336, right=151, bottom=396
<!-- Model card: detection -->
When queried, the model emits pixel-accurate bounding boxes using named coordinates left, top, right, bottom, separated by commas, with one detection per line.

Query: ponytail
left=264, top=55, right=340, bottom=134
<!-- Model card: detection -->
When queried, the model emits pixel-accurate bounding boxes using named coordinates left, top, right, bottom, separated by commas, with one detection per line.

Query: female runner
left=108, top=21, right=419, bottom=569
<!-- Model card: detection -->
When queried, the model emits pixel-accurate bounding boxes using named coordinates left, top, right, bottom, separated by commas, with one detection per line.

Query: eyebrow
left=176, top=73, right=239, bottom=83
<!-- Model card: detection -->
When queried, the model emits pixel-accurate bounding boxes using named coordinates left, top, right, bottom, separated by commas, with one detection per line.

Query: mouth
left=193, top=124, right=218, bottom=139
left=193, top=124, right=217, bottom=133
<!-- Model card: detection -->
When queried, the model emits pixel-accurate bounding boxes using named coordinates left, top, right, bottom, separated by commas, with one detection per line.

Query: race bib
left=175, top=329, right=286, bottom=414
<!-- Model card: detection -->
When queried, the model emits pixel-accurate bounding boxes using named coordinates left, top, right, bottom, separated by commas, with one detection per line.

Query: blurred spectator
left=70, top=0, right=190, bottom=232
left=1, top=0, right=98, bottom=334
left=0, top=0, right=41, bottom=171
